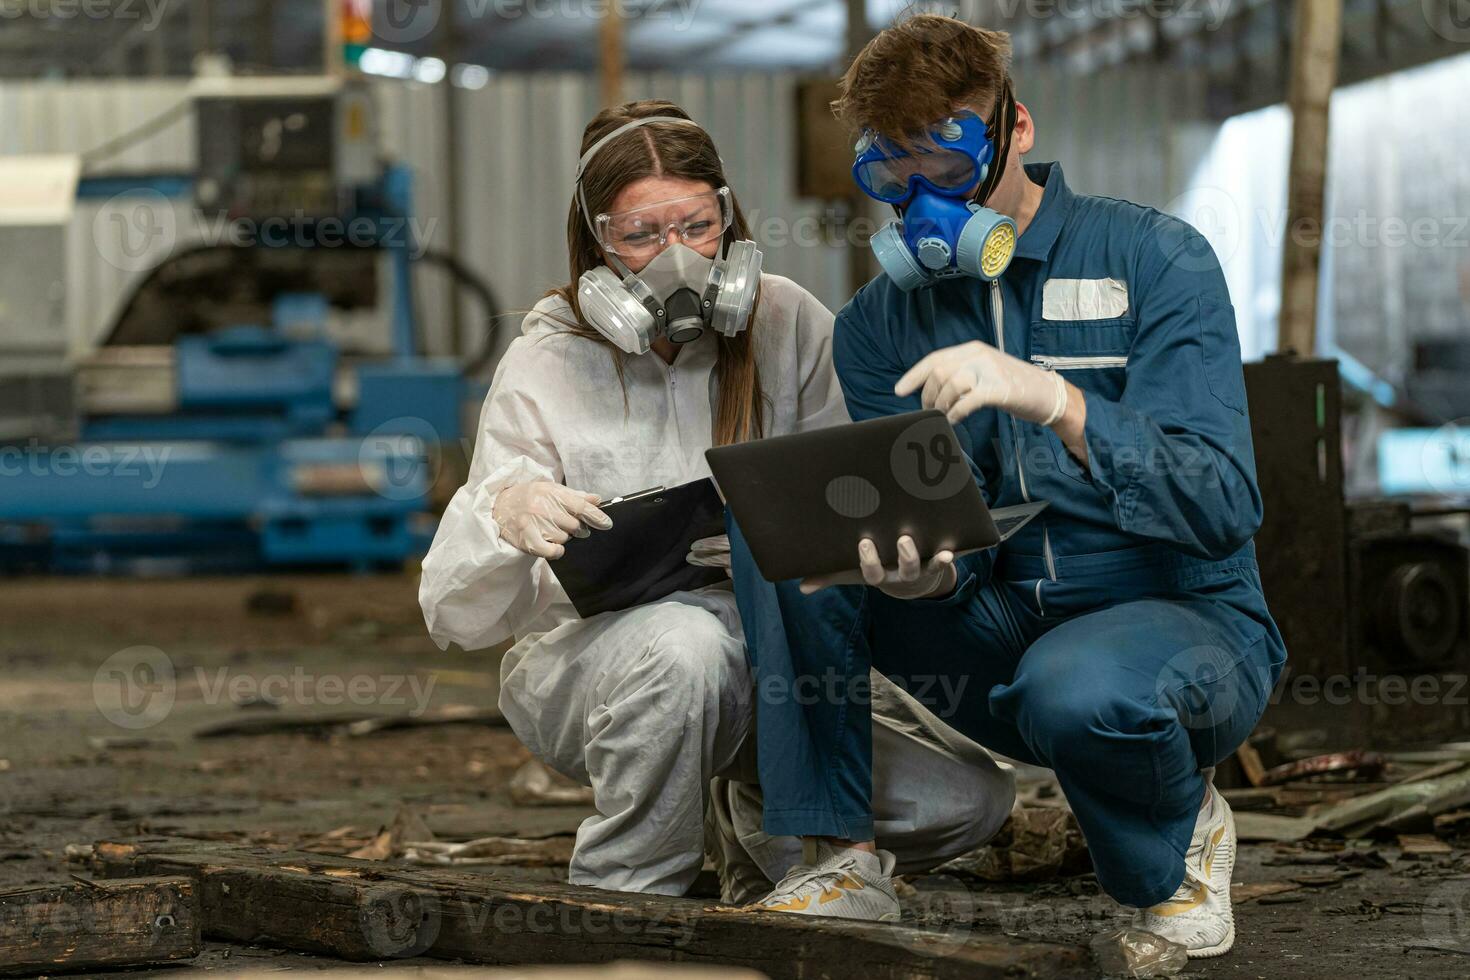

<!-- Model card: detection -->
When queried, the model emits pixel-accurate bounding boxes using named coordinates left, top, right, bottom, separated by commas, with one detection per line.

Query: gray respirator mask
left=578, top=240, right=762, bottom=356
left=572, top=116, right=763, bottom=356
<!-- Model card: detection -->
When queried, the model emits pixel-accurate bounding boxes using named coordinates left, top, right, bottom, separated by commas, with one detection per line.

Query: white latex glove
left=491, top=481, right=613, bottom=560
left=686, top=534, right=731, bottom=575
left=896, top=340, right=1069, bottom=426
left=800, top=536, right=956, bottom=601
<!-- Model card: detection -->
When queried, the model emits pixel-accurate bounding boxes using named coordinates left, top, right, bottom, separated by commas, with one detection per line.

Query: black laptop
left=706, top=410, right=1045, bottom=582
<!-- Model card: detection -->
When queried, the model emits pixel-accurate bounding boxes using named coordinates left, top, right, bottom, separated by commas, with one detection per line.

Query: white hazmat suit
left=420, top=275, right=1014, bottom=895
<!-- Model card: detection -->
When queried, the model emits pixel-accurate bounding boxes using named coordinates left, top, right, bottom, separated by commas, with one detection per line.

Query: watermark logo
left=1424, top=0, right=1470, bottom=42
left=360, top=883, right=442, bottom=957
left=1416, top=420, right=1470, bottom=496
left=1421, top=879, right=1470, bottom=954
left=93, top=646, right=176, bottom=731
left=896, top=873, right=977, bottom=956
left=1163, top=185, right=1243, bottom=271
left=92, top=188, right=179, bottom=274
left=359, top=417, right=442, bottom=502
left=892, top=413, right=973, bottom=501
left=1155, top=644, right=1247, bottom=731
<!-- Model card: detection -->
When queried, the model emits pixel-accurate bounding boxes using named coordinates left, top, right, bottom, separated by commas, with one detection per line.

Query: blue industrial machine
left=0, top=78, right=483, bottom=575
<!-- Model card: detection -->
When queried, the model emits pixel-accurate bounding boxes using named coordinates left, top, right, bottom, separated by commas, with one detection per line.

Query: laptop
left=706, top=409, right=1046, bottom=582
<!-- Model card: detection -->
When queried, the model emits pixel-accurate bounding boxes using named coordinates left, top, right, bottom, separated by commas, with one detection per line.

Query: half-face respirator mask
left=574, top=116, right=763, bottom=356
left=852, top=85, right=1019, bottom=292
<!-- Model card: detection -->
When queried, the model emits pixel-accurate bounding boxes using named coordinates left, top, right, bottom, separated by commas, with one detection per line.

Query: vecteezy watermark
left=0, top=0, right=172, bottom=31
left=882, top=0, right=1233, bottom=31
left=0, top=441, right=172, bottom=489
left=370, top=0, right=700, bottom=43
left=359, top=883, right=442, bottom=958
left=1422, top=0, right=1470, bottom=43
left=1163, top=186, right=1470, bottom=273
left=94, top=647, right=440, bottom=730
left=445, top=893, right=697, bottom=947
left=1414, top=419, right=1470, bottom=496
left=1269, top=666, right=1470, bottom=709
left=755, top=668, right=973, bottom=721
left=1421, top=879, right=1470, bottom=954
left=90, top=189, right=440, bottom=274
left=94, top=646, right=177, bottom=731
left=358, top=418, right=443, bottom=503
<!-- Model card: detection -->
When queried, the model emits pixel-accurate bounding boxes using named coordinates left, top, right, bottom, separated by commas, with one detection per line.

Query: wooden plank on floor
left=90, top=838, right=1093, bottom=979
left=0, top=874, right=200, bottom=977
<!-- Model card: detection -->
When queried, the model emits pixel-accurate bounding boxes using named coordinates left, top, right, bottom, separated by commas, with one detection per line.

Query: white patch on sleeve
left=1041, top=278, right=1129, bottom=321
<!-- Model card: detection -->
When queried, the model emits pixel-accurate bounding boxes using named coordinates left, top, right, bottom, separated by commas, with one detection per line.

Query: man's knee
left=992, top=649, right=1145, bottom=759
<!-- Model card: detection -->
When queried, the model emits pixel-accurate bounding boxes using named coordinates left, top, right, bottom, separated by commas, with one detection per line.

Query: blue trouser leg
left=732, top=514, right=1283, bottom=906
left=729, top=516, right=876, bottom=841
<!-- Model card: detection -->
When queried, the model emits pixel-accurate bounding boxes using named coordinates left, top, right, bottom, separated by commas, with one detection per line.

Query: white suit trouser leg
left=718, top=675, right=1016, bottom=884
left=498, top=593, right=751, bottom=896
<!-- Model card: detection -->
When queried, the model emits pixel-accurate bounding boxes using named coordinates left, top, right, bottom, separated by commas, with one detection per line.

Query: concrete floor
left=1, top=575, right=1466, bottom=978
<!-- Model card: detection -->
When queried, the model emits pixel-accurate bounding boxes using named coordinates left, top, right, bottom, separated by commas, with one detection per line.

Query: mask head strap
left=574, top=115, right=705, bottom=242
left=972, top=77, right=1015, bottom=208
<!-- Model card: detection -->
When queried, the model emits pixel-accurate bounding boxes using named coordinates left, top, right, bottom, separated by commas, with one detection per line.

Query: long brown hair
left=546, top=100, right=765, bottom=446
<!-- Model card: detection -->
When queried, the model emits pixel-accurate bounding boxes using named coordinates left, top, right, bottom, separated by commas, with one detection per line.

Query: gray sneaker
left=755, top=841, right=901, bottom=922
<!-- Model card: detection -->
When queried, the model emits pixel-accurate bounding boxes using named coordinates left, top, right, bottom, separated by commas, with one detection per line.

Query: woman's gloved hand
left=686, top=534, right=731, bottom=575
left=800, top=535, right=956, bottom=601
left=896, top=340, right=1069, bottom=426
left=491, top=481, right=613, bottom=559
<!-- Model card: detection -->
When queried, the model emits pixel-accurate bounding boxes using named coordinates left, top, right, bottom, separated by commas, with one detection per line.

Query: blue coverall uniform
left=729, top=162, right=1287, bottom=907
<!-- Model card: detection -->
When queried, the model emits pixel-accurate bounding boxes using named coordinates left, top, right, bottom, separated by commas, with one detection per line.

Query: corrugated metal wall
left=0, top=69, right=1208, bottom=368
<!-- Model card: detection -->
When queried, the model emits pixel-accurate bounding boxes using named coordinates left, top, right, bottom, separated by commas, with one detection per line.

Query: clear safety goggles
left=853, top=112, right=994, bottom=205
left=595, top=186, right=734, bottom=260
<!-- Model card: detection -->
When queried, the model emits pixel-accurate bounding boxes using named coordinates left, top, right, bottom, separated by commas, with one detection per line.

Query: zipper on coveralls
left=991, top=281, right=1049, bottom=618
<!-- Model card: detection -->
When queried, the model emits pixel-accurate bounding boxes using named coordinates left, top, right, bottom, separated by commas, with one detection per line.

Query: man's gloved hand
left=801, top=536, right=956, bottom=601
left=896, top=340, right=1069, bottom=426
left=491, top=481, right=613, bottom=559
left=686, top=534, right=731, bottom=575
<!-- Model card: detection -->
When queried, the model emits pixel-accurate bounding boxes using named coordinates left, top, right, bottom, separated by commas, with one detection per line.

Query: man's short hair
left=833, top=14, right=1013, bottom=146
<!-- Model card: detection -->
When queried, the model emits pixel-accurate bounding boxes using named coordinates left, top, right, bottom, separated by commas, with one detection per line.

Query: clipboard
left=551, top=477, right=728, bottom=618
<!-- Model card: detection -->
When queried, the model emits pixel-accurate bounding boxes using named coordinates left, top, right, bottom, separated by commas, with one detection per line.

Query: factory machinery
left=0, top=77, right=494, bottom=575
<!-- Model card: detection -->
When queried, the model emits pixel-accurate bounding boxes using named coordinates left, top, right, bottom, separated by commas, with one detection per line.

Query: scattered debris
left=1235, top=741, right=1268, bottom=787
left=244, top=587, right=298, bottom=617
left=1231, top=881, right=1303, bottom=904
left=510, top=758, right=596, bottom=807
left=0, top=875, right=200, bottom=977
left=1398, top=834, right=1453, bottom=857
left=1259, top=750, right=1385, bottom=787
left=1233, top=811, right=1317, bottom=843
left=87, top=735, right=176, bottom=751
left=1315, top=768, right=1470, bottom=836
left=402, top=836, right=576, bottom=868
left=342, top=704, right=506, bottom=737
left=1088, top=928, right=1187, bottom=978
left=348, top=807, right=436, bottom=861
left=942, top=805, right=1090, bottom=882
left=194, top=704, right=506, bottom=740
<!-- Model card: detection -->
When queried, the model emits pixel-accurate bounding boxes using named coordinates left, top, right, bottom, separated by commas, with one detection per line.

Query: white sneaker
left=755, top=841, right=900, bottom=922
left=1133, top=780, right=1237, bottom=958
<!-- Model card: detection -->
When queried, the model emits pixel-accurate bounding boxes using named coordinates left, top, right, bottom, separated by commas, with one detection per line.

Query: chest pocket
left=1028, top=277, right=1135, bottom=363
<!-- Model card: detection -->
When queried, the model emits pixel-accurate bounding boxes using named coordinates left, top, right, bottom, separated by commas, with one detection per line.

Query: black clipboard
left=551, top=478, right=728, bottom=618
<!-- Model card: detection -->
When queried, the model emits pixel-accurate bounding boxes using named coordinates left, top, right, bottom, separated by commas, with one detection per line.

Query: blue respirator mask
left=853, top=89, right=1019, bottom=291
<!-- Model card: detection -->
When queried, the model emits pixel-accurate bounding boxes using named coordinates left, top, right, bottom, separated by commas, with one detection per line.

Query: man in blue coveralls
left=732, top=15, right=1286, bottom=960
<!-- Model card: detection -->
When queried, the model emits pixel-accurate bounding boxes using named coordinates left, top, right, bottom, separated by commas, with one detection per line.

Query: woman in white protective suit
left=420, top=100, right=1014, bottom=900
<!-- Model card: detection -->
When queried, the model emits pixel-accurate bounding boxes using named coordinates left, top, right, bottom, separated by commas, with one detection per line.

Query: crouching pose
left=733, top=17, right=1287, bottom=958
left=419, top=100, right=1013, bottom=899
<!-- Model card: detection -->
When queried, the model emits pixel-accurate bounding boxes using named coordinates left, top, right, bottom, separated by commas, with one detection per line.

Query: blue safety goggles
left=852, top=111, right=996, bottom=205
